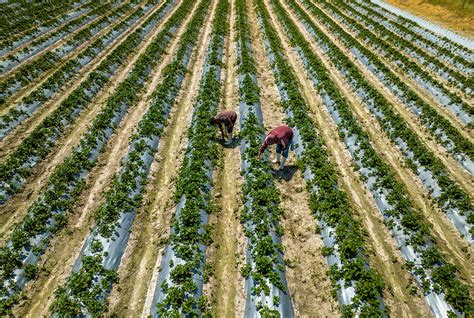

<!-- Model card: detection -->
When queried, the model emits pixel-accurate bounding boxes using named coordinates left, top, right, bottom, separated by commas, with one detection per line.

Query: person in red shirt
left=256, top=125, right=294, bottom=170
left=210, top=110, right=237, bottom=144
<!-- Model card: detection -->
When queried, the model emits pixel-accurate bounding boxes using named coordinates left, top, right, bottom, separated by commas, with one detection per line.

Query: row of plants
left=0, top=1, right=90, bottom=54
left=0, top=0, right=176, bottom=205
left=236, top=0, right=293, bottom=315
left=326, top=0, right=473, bottom=102
left=0, top=1, right=122, bottom=76
left=150, top=0, right=229, bottom=316
left=0, top=0, right=195, bottom=315
left=342, top=0, right=473, bottom=79
left=0, top=0, right=86, bottom=45
left=276, top=0, right=472, bottom=315
left=50, top=1, right=211, bottom=315
left=353, top=0, right=474, bottom=68
left=292, top=0, right=473, bottom=237
left=255, top=0, right=387, bottom=316
left=0, top=0, right=132, bottom=103
left=0, top=1, right=151, bottom=138
left=0, top=1, right=110, bottom=73
left=296, top=0, right=474, bottom=173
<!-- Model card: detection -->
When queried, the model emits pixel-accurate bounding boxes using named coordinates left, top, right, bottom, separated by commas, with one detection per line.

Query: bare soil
left=0, top=1, right=149, bottom=113
left=203, top=1, right=247, bottom=315
left=0, top=4, right=114, bottom=81
left=0, top=1, right=182, bottom=243
left=320, top=1, right=473, bottom=107
left=0, top=1, right=92, bottom=58
left=307, top=1, right=473, bottom=146
left=295, top=0, right=474, bottom=235
left=98, top=2, right=219, bottom=316
left=12, top=2, right=207, bottom=316
left=263, top=0, right=436, bottom=315
left=287, top=0, right=473, bottom=283
left=248, top=2, right=341, bottom=316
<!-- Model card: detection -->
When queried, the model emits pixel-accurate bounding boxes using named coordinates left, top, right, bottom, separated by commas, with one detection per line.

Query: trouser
left=276, top=140, right=293, bottom=158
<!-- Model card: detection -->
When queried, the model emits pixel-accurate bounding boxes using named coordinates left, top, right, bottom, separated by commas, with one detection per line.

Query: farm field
left=0, top=0, right=472, bottom=317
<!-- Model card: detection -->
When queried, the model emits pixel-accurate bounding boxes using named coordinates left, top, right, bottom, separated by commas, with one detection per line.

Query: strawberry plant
left=254, top=0, right=387, bottom=315
left=277, top=0, right=472, bottom=314
left=0, top=0, right=194, bottom=314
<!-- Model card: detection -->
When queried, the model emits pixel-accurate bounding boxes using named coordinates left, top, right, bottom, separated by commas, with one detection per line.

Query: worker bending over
left=210, top=110, right=237, bottom=143
left=256, top=124, right=294, bottom=170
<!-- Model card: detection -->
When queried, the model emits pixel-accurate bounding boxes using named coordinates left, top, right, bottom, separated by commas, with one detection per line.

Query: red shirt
left=258, top=125, right=293, bottom=157
left=215, top=110, right=237, bottom=129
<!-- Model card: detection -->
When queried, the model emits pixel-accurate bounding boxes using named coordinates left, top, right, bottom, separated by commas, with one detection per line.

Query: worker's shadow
left=272, top=165, right=297, bottom=182
left=213, top=137, right=242, bottom=149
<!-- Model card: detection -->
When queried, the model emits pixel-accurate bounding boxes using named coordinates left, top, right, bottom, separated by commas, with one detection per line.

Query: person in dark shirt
left=210, top=110, right=237, bottom=143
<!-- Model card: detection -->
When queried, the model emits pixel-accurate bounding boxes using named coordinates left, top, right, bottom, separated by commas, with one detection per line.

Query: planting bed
left=0, top=0, right=472, bottom=317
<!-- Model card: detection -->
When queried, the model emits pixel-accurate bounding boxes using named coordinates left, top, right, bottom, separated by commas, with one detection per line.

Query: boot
left=278, top=156, right=287, bottom=170
left=272, top=152, right=281, bottom=164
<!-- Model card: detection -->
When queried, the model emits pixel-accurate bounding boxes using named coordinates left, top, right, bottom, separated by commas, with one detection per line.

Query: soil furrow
left=11, top=1, right=205, bottom=316
left=280, top=0, right=473, bottom=279
left=303, top=1, right=473, bottom=144
left=203, top=0, right=246, bottom=315
left=100, top=2, right=217, bottom=316
left=247, top=1, right=341, bottom=316
left=262, top=0, right=443, bottom=315
left=325, top=1, right=472, bottom=105
left=0, top=1, right=93, bottom=56
left=0, top=1, right=146, bottom=114
left=0, top=1, right=181, bottom=243
left=0, top=1, right=174, bottom=157
left=0, top=3, right=114, bottom=80
left=292, top=0, right=474, bottom=238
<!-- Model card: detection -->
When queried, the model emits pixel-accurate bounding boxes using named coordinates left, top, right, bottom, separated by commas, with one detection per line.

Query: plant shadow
left=271, top=165, right=297, bottom=182
left=212, top=137, right=242, bottom=149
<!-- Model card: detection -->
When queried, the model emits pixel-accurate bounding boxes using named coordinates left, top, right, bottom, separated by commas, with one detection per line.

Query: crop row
left=255, top=0, right=387, bottom=316
left=0, top=1, right=135, bottom=103
left=150, top=0, right=228, bottom=316
left=0, top=0, right=191, bottom=315
left=291, top=0, right=473, bottom=238
left=354, top=0, right=474, bottom=66
left=0, top=1, right=153, bottom=138
left=326, top=0, right=472, bottom=102
left=236, top=0, right=293, bottom=315
left=0, top=0, right=87, bottom=45
left=50, top=1, right=211, bottom=316
left=296, top=0, right=473, bottom=174
left=0, top=0, right=175, bottom=205
left=0, top=1, right=90, bottom=55
left=0, top=1, right=113, bottom=74
left=276, top=0, right=472, bottom=315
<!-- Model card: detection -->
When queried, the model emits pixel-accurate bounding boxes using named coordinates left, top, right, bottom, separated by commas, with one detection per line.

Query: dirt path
left=0, top=2, right=92, bottom=57
left=261, top=0, right=437, bottom=315
left=288, top=0, right=474, bottom=264
left=304, top=1, right=473, bottom=145
left=94, top=2, right=217, bottom=316
left=310, top=2, right=472, bottom=106
left=0, top=1, right=147, bottom=114
left=247, top=2, right=341, bottom=316
left=0, top=3, right=115, bottom=81
left=203, top=1, right=246, bottom=316
left=282, top=0, right=473, bottom=280
left=0, top=1, right=182, bottom=243
left=0, top=1, right=161, bottom=134
left=12, top=1, right=205, bottom=316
